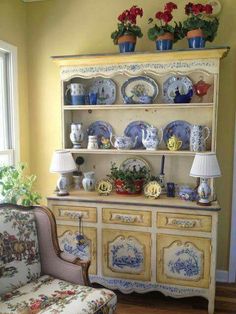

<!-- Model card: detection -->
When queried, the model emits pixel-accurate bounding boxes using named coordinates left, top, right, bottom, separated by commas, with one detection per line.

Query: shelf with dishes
left=66, top=148, right=213, bottom=156
left=63, top=103, right=214, bottom=110
left=63, top=73, right=214, bottom=107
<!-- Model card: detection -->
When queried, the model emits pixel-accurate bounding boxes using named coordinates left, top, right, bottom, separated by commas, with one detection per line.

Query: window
left=0, top=41, right=19, bottom=166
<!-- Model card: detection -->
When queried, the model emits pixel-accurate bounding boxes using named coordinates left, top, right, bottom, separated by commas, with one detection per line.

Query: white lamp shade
left=50, top=150, right=77, bottom=173
left=190, top=153, right=221, bottom=178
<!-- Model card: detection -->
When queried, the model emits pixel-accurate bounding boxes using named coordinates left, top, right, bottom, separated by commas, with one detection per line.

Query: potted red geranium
left=148, top=2, right=183, bottom=50
left=183, top=2, right=219, bottom=48
left=111, top=5, right=143, bottom=53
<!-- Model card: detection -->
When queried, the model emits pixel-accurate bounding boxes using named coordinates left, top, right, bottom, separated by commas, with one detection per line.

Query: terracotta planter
left=117, top=35, right=136, bottom=53
left=156, top=32, right=174, bottom=51
left=187, top=29, right=205, bottom=49
left=114, top=179, right=144, bottom=195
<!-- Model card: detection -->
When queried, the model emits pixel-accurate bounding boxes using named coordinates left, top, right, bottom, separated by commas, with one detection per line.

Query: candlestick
left=160, top=155, right=165, bottom=175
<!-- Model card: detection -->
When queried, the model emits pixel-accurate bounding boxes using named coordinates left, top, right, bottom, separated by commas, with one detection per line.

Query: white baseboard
left=216, top=270, right=229, bottom=282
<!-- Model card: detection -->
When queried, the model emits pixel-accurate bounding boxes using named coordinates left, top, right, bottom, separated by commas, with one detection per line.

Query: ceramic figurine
left=167, top=135, right=182, bottom=151
left=87, top=135, right=99, bottom=149
left=190, top=125, right=210, bottom=152
left=110, top=134, right=138, bottom=150
left=82, top=172, right=96, bottom=191
left=100, top=137, right=111, bottom=149
left=70, top=123, right=84, bottom=148
left=142, top=126, right=163, bottom=150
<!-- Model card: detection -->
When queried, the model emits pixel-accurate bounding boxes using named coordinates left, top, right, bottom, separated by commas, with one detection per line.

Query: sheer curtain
left=0, top=50, right=13, bottom=165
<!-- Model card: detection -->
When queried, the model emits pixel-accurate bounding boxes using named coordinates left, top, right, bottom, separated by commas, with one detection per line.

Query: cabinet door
left=57, top=225, right=97, bottom=275
left=157, top=234, right=211, bottom=288
left=103, top=229, right=151, bottom=281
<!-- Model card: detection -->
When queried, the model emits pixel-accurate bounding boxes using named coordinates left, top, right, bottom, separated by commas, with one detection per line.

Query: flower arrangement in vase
left=107, top=163, right=149, bottom=195
left=183, top=2, right=219, bottom=48
left=148, top=2, right=183, bottom=50
left=111, top=5, right=143, bottom=53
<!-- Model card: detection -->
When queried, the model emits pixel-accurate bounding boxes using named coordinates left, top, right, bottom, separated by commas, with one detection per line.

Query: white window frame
left=0, top=40, right=19, bottom=165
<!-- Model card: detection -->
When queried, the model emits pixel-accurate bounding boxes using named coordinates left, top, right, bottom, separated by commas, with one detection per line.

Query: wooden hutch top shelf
left=52, top=47, right=229, bottom=67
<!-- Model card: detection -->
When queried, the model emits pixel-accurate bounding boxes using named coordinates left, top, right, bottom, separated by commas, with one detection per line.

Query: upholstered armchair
left=0, top=204, right=117, bottom=314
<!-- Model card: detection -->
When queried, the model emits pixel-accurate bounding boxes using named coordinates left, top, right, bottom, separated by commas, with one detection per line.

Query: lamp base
left=56, top=174, right=70, bottom=197
left=197, top=200, right=211, bottom=206
left=57, top=190, right=69, bottom=197
left=197, top=178, right=211, bottom=206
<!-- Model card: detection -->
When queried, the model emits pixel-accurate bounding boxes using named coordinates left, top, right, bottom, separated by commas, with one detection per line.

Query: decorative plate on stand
left=163, top=76, right=193, bottom=103
left=121, top=76, right=159, bottom=104
left=87, top=121, right=113, bottom=146
left=89, top=78, right=116, bottom=105
left=163, top=120, right=191, bottom=150
left=124, top=121, right=151, bottom=149
left=120, top=157, right=151, bottom=173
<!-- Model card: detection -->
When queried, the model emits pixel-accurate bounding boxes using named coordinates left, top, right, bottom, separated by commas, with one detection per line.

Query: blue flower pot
left=118, top=35, right=136, bottom=53
left=156, top=39, right=173, bottom=51
left=118, top=42, right=136, bottom=53
left=188, top=37, right=205, bottom=49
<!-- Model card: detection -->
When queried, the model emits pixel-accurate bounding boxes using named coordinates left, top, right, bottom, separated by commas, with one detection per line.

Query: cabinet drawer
left=52, top=205, right=97, bottom=223
left=102, top=208, right=151, bottom=227
left=157, top=212, right=212, bottom=232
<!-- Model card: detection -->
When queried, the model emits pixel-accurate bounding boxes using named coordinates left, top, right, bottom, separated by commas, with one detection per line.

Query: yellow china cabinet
left=48, top=48, right=229, bottom=314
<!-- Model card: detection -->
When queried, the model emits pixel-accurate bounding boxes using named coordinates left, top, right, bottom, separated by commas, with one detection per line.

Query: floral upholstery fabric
left=0, top=208, right=41, bottom=296
left=0, top=275, right=117, bottom=314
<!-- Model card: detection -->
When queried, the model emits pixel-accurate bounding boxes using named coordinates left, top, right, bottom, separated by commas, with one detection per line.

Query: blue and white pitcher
left=190, top=125, right=210, bottom=152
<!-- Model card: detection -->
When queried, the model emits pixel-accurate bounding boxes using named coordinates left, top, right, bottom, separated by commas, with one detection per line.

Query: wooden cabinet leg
left=208, top=298, right=215, bottom=314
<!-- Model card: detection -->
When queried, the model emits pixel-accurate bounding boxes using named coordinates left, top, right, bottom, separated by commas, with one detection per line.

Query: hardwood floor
left=113, top=282, right=236, bottom=314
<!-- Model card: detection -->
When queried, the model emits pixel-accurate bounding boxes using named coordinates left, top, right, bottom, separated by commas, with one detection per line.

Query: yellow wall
left=2, top=0, right=235, bottom=270
left=0, top=0, right=30, bottom=165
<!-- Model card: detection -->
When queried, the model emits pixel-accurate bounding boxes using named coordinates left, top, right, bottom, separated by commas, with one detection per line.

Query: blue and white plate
left=124, top=121, right=151, bottom=149
left=89, top=78, right=116, bottom=105
left=163, top=76, right=193, bottom=103
left=87, top=121, right=113, bottom=146
left=121, top=76, right=159, bottom=104
left=163, top=120, right=191, bottom=150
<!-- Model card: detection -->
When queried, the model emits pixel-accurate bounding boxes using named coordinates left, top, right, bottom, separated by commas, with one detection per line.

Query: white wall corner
left=216, top=270, right=229, bottom=282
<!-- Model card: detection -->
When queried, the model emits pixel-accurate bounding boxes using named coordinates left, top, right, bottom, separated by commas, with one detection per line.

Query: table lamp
left=50, top=150, right=77, bottom=196
left=190, top=153, right=221, bottom=206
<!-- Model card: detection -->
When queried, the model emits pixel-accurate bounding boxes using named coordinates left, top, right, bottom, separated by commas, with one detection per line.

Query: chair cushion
left=0, top=207, right=41, bottom=296
left=0, top=275, right=117, bottom=314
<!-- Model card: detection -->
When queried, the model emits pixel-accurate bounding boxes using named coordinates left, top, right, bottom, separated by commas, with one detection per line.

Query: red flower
left=204, top=4, right=213, bottom=14
left=192, top=3, right=204, bottom=15
left=118, top=6, right=143, bottom=25
left=155, top=11, right=164, bottom=20
left=164, top=2, right=177, bottom=12
left=118, top=13, right=125, bottom=23
left=162, top=11, right=173, bottom=23
left=185, top=2, right=193, bottom=15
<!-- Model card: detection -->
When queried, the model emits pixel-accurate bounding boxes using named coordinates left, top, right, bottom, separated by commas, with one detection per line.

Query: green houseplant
left=0, top=164, right=41, bottom=206
left=183, top=2, right=219, bottom=48
left=148, top=2, right=183, bottom=50
left=111, top=5, right=143, bottom=53
left=108, top=162, right=149, bottom=195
